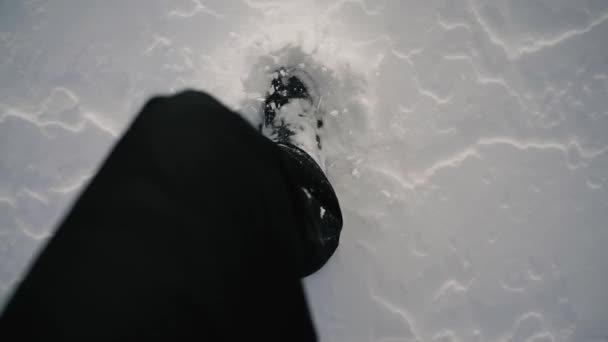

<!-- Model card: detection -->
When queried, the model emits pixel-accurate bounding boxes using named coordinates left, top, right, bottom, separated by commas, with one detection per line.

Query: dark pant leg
left=0, top=91, right=324, bottom=341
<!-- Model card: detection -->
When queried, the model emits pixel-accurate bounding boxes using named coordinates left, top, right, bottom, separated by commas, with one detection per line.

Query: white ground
left=1, top=0, right=608, bottom=341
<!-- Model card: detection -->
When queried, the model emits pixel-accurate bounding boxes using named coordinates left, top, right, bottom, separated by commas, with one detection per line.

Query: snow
left=1, top=0, right=608, bottom=340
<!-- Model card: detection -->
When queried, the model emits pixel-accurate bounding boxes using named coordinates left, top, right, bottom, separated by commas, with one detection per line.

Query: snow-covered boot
left=260, top=67, right=342, bottom=277
left=261, top=67, right=325, bottom=170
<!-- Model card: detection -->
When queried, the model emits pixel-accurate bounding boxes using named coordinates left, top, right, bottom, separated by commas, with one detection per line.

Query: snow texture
left=1, top=0, right=608, bottom=341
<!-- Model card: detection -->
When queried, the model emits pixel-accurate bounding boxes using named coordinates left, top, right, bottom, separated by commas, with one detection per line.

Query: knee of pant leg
left=171, top=89, right=223, bottom=109
left=134, top=89, right=231, bottom=121
left=138, top=90, right=252, bottom=139
left=121, top=90, right=271, bottom=183
left=169, top=90, right=236, bottom=125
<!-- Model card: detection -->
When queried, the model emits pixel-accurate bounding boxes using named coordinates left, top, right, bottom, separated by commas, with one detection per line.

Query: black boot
left=261, top=67, right=343, bottom=277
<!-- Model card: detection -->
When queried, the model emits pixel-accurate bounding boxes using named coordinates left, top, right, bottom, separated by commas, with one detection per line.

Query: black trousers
left=0, top=91, right=342, bottom=341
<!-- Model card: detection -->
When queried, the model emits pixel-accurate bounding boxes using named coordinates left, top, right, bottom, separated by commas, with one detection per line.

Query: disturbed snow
left=2, top=0, right=608, bottom=341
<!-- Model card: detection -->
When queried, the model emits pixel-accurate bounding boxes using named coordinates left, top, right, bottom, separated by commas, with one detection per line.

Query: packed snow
left=1, top=0, right=608, bottom=341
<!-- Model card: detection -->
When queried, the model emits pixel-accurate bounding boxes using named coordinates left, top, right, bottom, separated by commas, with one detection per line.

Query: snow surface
left=1, top=0, right=608, bottom=340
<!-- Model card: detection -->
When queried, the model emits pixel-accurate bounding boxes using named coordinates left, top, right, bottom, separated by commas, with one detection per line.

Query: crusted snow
left=2, top=0, right=608, bottom=341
